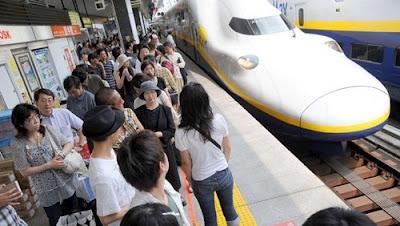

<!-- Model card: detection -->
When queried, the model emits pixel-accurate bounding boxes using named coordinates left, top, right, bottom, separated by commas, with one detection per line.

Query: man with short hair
left=63, top=76, right=96, bottom=120
left=72, top=66, right=108, bottom=95
left=88, top=53, right=106, bottom=80
left=83, top=106, right=135, bottom=226
left=97, top=48, right=116, bottom=89
left=34, top=88, right=86, bottom=147
left=117, top=130, right=189, bottom=226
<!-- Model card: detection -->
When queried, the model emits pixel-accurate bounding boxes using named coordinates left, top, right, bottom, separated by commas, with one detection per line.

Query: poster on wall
left=64, top=48, right=75, bottom=73
left=16, top=55, right=40, bottom=92
left=32, top=48, right=66, bottom=100
left=7, top=58, right=30, bottom=103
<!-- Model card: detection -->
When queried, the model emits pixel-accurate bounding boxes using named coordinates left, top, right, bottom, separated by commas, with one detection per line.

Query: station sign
left=82, top=17, right=92, bottom=28
left=51, top=25, right=81, bottom=38
left=0, top=25, right=36, bottom=45
left=69, top=11, right=82, bottom=27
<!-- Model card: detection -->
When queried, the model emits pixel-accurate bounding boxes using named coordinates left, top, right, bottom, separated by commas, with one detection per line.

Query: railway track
left=294, top=128, right=400, bottom=226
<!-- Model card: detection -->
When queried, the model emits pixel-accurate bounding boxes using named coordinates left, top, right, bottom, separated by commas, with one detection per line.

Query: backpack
left=161, top=60, right=175, bottom=75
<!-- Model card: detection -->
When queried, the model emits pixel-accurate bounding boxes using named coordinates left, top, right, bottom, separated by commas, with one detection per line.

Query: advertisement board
left=32, top=48, right=66, bottom=100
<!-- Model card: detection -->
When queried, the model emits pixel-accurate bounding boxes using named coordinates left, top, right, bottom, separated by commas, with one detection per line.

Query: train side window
left=368, top=45, right=384, bottom=63
left=351, top=44, right=368, bottom=61
left=395, top=48, right=400, bottom=67
left=299, top=8, right=304, bottom=26
left=351, top=43, right=384, bottom=63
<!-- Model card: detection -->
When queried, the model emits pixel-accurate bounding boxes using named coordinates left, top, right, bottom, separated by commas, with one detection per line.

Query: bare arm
left=20, top=156, right=64, bottom=177
left=180, top=151, right=192, bottom=183
left=222, top=136, right=232, bottom=162
left=60, top=142, right=74, bottom=157
left=99, top=206, right=130, bottom=226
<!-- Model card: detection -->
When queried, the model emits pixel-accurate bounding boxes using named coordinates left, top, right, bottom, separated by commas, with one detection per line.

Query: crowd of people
left=0, top=31, right=378, bottom=226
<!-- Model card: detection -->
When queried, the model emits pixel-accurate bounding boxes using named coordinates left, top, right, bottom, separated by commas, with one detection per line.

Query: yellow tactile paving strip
left=214, top=183, right=258, bottom=226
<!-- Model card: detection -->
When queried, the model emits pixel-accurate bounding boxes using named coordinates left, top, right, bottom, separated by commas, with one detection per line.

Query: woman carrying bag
left=175, top=83, right=239, bottom=226
left=10, top=104, right=79, bottom=226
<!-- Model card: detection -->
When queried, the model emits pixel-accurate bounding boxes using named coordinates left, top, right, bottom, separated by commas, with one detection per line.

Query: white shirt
left=89, top=150, right=135, bottom=226
left=166, top=34, right=176, bottom=47
left=175, top=114, right=229, bottom=181
left=134, top=59, right=142, bottom=74
left=130, top=181, right=190, bottom=226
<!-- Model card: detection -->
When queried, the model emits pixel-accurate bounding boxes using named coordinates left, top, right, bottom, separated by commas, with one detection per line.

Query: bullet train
left=270, top=0, right=400, bottom=103
left=157, top=0, right=390, bottom=153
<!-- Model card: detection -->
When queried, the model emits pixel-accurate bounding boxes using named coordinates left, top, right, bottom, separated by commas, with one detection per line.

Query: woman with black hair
left=175, top=83, right=239, bottom=226
left=10, top=104, right=79, bottom=226
left=134, top=45, right=150, bottom=74
left=141, top=60, right=168, bottom=92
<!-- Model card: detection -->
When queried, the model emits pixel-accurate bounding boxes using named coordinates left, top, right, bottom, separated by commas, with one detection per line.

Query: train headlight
left=238, top=55, right=259, bottom=70
left=325, top=40, right=343, bottom=53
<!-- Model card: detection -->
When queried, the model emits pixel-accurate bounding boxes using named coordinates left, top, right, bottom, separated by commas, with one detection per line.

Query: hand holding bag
left=47, top=132, right=88, bottom=174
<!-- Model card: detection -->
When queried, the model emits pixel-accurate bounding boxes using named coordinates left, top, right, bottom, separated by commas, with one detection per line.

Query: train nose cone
left=300, top=87, right=390, bottom=134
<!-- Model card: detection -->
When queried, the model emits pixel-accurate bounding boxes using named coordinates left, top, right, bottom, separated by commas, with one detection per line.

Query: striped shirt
left=103, top=60, right=116, bottom=89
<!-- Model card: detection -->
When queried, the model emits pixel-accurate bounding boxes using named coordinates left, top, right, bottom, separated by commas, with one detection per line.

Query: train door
left=12, top=49, right=42, bottom=101
left=0, top=65, right=22, bottom=109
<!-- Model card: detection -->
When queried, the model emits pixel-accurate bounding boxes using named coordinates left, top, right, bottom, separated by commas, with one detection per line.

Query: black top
left=156, top=77, right=167, bottom=91
left=134, top=104, right=175, bottom=147
left=118, top=67, right=135, bottom=99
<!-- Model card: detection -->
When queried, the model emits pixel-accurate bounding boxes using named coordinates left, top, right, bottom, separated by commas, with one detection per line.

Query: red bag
left=161, top=60, right=175, bottom=75
left=80, top=144, right=90, bottom=161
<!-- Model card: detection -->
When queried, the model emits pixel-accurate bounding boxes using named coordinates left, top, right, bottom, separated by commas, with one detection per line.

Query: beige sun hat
left=116, top=54, right=131, bottom=71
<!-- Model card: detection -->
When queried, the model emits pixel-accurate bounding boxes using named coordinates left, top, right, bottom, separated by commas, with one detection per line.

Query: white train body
left=159, top=0, right=390, bottom=144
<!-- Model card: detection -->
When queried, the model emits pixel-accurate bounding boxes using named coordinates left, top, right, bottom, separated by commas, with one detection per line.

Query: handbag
left=47, top=132, right=88, bottom=174
left=169, top=90, right=178, bottom=105
left=76, top=175, right=96, bottom=202
left=56, top=210, right=95, bottom=226
left=62, top=150, right=88, bottom=174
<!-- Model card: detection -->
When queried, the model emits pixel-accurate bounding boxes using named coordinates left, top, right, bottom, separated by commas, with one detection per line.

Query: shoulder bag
left=192, top=125, right=221, bottom=150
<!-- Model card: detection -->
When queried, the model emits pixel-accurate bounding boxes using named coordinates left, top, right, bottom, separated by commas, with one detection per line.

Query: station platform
left=26, top=54, right=346, bottom=226
left=180, top=54, right=347, bottom=225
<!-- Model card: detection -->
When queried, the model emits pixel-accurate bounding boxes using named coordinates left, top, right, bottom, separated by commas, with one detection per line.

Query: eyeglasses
left=25, top=113, right=40, bottom=123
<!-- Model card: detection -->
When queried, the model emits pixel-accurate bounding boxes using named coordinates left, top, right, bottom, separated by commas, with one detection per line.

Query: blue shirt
left=41, top=108, right=83, bottom=144
left=66, top=90, right=96, bottom=120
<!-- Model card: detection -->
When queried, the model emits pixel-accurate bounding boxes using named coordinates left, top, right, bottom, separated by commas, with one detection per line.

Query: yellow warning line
left=214, top=183, right=257, bottom=226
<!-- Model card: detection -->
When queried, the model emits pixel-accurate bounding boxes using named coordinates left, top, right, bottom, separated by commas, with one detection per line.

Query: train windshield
left=229, top=14, right=295, bottom=35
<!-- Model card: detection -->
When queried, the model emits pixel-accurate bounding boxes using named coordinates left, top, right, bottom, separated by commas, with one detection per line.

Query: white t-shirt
left=89, top=150, right=135, bottom=226
left=175, top=114, right=229, bottom=181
